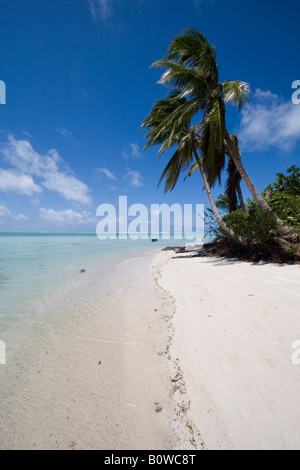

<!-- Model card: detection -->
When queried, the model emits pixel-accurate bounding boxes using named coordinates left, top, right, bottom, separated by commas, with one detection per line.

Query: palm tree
left=150, top=28, right=277, bottom=217
left=224, top=135, right=246, bottom=212
left=226, top=159, right=245, bottom=212
left=187, top=133, right=246, bottom=213
left=142, top=91, right=235, bottom=236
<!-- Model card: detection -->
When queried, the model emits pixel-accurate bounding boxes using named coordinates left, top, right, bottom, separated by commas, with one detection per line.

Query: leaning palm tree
left=187, top=133, right=246, bottom=213
left=224, top=135, right=246, bottom=212
left=150, top=28, right=279, bottom=217
left=142, top=91, right=235, bottom=236
left=225, top=158, right=243, bottom=212
left=189, top=158, right=244, bottom=213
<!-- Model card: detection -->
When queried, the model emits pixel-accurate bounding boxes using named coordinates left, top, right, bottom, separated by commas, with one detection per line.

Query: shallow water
left=0, top=234, right=185, bottom=358
left=0, top=232, right=215, bottom=364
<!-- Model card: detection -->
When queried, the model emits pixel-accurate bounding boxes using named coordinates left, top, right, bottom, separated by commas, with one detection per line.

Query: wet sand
left=0, top=253, right=177, bottom=450
left=2, top=247, right=300, bottom=450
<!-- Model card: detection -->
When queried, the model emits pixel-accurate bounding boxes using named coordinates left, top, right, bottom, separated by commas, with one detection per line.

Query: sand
left=157, top=250, right=300, bottom=450
left=1, top=248, right=300, bottom=450
left=0, top=253, right=177, bottom=450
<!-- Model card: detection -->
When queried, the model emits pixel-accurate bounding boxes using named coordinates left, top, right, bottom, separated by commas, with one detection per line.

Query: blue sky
left=0, top=0, right=300, bottom=232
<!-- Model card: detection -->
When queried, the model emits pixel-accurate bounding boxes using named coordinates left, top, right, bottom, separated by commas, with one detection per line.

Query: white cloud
left=0, top=204, right=10, bottom=219
left=238, top=89, right=300, bottom=151
left=0, top=203, right=29, bottom=225
left=0, top=168, right=42, bottom=196
left=87, top=0, right=112, bottom=20
left=1, top=137, right=49, bottom=175
left=14, top=213, right=29, bottom=222
left=0, top=135, right=92, bottom=205
left=124, top=169, right=144, bottom=188
left=122, top=142, right=142, bottom=160
left=40, top=208, right=96, bottom=226
left=42, top=172, right=92, bottom=206
left=96, top=167, right=118, bottom=181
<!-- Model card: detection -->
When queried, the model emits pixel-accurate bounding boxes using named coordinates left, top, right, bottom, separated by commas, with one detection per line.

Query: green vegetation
left=142, top=27, right=299, bottom=262
left=264, top=166, right=300, bottom=229
left=212, top=168, right=300, bottom=262
left=218, top=206, right=280, bottom=260
left=222, top=206, right=278, bottom=246
left=142, top=27, right=262, bottom=238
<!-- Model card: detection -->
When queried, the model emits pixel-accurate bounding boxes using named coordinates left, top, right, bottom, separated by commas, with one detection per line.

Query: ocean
left=0, top=233, right=194, bottom=363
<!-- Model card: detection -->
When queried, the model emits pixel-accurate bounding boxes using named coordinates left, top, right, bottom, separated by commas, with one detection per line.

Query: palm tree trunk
left=224, top=130, right=291, bottom=235
left=236, top=182, right=246, bottom=212
left=192, top=147, right=235, bottom=238
left=224, top=130, right=272, bottom=212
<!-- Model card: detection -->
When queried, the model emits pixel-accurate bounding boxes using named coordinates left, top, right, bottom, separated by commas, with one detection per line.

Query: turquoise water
left=0, top=233, right=189, bottom=354
left=0, top=232, right=214, bottom=359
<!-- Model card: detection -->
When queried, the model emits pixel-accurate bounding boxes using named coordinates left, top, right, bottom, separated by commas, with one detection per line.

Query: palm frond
left=151, top=59, right=209, bottom=95
left=165, top=28, right=219, bottom=85
left=142, top=94, right=201, bottom=154
left=202, top=97, right=226, bottom=185
left=166, top=28, right=212, bottom=65
left=184, top=161, right=199, bottom=180
left=158, top=139, right=194, bottom=193
left=158, top=149, right=183, bottom=193
left=196, top=41, right=218, bottom=84
left=222, top=81, right=251, bottom=111
left=156, top=98, right=203, bottom=154
left=225, top=159, right=239, bottom=212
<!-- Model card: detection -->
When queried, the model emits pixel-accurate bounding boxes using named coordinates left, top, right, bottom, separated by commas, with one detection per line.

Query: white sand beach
left=157, top=249, right=300, bottom=450
left=1, top=247, right=300, bottom=450
left=0, top=253, right=177, bottom=450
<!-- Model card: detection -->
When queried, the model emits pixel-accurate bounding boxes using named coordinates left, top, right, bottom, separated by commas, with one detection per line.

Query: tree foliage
left=221, top=206, right=278, bottom=247
left=264, top=166, right=300, bottom=229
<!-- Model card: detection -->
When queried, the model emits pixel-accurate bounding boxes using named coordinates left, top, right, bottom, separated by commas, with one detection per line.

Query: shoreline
left=0, top=250, right=177, bottom=450
left=150, top=251, right=206, bottom=450
left=2, top=245, right=300, bottom=450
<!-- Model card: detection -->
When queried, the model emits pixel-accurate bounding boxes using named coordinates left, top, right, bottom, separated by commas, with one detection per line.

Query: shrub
left=265, top=166, right=300, bottom=229
left=267, top=192, right=300, bottom=229
left=221, top=206, right=279, bottom=247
